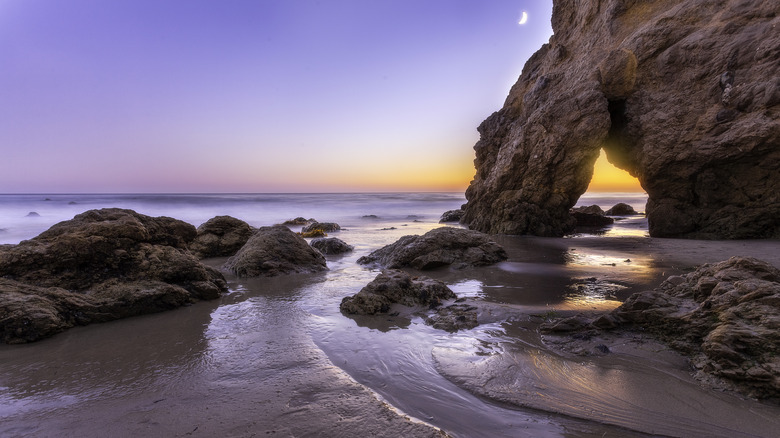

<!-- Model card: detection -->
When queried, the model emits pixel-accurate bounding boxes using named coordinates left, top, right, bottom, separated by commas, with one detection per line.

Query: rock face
left=356, top=227, right=507, bottom=270
left=462, top=0, right=780, bottom=238
left=311, top=237, right=353, bottom=255
left=340, top=270, right=455, bottom=315
left=0, top=209, right=227, bottom=343
left=613, top=257, right=780, bottom=400
left=189, top=215, right=255, bottom=258
left=223, top=225, right=328, bottom=277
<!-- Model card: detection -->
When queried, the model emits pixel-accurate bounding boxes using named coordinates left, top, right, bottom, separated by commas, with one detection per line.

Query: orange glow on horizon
left=587, top=149, right=643, bottom=193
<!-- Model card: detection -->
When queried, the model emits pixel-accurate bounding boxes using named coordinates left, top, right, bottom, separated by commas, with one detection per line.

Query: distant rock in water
left=461, top=0, right=780, bottom=238
left=605, top=203, right=638, bottom=216
left=0, top=208, right=227, bottom=344
left=340, top=270, right=455, bottom=315
left=281, top=217, right=314, bottom=225
left=223, top=225, right=327, bottom=277
left=311, top=237, right=353, bottom=255
left=302, top=221, right=341, bottom=233
left=25, top=212, right=40, bottom=217
left=439, top=209, right=464, bottom=223
left=190, top=215, right=256, bottom=259
left=357, top=227, right=507, bottom=270
left=362, top=215, right=380, bottom=219
left=570, top=205, right=614, bottom=228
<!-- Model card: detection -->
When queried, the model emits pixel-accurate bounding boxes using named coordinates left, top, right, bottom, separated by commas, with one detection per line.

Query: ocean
left=0, top=192, right=649, bottom=244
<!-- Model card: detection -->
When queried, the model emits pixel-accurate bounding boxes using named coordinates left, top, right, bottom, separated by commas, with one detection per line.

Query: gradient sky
left=1, top=0, right=641, bottom=193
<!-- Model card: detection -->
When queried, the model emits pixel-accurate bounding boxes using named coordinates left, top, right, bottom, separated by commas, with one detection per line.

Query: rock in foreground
left=545, top=257, right=780, bottom=401
left=0, top=208, right=227, bottom=344
left=461, top=0, right=779, bottom=238
left=614, top=257, right=780, bottom=400
left=357, top=227, right=507, bottom=270
left=340, top=270, right=455, bottom=315
left=189, top=215, right=255, bottom=258
left=223, top=225, right=328, bottom=277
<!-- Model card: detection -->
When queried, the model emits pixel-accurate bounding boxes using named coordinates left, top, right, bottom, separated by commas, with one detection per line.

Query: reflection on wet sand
left=432, top=322, right=780, bottom=437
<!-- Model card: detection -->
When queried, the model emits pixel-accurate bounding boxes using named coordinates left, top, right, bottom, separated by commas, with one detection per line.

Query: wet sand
left=2, top=216, right=779, bottom=437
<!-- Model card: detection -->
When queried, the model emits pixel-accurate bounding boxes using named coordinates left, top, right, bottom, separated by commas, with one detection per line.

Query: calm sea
left=0, top=192, right=648, bottom=244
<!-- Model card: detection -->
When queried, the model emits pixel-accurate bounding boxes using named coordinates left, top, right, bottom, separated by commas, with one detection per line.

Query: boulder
left=461, top=0, right=780, bottom=238
left=311, top=237, right=353, bottom=255
left=0, top=208, right=227, bottom=343
left=223, top=225, right=327, bottom=277
left=356, top=227, right=507, bottom=270
left=610, top=257, right=780, bottom=400
left=424, top=303, right=479, bottom=332
left=340, top=270, right=455, bottom=315
left=189, top=215, right=256, bottom=258
left=439, top=209, right=464, bottom=223
left=302, top=221, right=341, bottom=233
left=570, top=205, right=614, bottom=227
left=605, top=203, right=638, bottom=216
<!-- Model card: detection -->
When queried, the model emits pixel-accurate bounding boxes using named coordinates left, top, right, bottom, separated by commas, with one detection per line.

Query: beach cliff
left=461, top=0, right=779, bottom=238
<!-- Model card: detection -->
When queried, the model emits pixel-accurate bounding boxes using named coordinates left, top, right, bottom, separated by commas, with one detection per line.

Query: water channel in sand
left=2, top=193, right=779, bottom=437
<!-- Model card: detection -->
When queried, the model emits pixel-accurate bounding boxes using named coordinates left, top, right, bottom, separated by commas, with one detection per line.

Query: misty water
left=3, top=193, right=778, bottom=437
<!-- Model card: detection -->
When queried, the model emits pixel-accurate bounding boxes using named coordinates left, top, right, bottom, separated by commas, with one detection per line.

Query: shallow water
left=2, top=192, right=779, bottom=437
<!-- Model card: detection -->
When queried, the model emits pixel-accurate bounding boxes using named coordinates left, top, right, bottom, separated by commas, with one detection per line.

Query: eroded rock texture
left=462, top=0, right=779, bottom=238
left=0, top=209, right=227, bottom=343
left=615, top=257, right=780, bottom=400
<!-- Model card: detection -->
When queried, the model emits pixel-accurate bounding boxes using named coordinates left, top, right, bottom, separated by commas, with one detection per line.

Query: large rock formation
left=462, top=0, right=779, bottom=238
left=0, top=209, right=227, bottom=343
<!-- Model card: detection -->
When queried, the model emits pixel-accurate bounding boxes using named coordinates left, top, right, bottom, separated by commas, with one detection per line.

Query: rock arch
left=461, top=0, right=780, bottom=239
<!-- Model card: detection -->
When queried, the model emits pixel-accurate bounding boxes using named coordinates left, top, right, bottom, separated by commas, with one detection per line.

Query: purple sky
left=1, top=1, right=553, bottom=193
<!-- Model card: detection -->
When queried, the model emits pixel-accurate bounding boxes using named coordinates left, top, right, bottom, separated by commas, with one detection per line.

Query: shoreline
left=1, top=202, right=779, bottom=437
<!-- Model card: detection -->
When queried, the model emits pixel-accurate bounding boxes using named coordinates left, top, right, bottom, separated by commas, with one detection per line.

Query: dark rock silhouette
left=0, top=208, right=227, bottom=343
left=571, top=205, right=614, bottom=227
left=439, top=209, right=464, bottom=223
left=461, top=0, right=779, bottom=238
left=605, top=203, right=638, bottom=216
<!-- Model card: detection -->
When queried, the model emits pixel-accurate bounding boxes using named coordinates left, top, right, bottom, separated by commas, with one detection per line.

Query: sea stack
left=461, top=0, right=779, bottom=239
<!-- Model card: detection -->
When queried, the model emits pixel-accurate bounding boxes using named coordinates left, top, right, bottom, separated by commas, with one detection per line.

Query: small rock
left=311, top=237, right=353, bottom=255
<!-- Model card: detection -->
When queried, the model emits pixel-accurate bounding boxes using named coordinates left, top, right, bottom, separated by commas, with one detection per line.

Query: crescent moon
left=519, top=11, right=528, bottom=25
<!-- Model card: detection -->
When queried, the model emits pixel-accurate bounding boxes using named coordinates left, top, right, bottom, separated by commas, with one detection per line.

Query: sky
left=1, top=0, right=641, bottom=193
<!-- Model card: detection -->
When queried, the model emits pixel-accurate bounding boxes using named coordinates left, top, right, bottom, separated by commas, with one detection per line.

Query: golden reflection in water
left=562, top=249, right=655, bottom=310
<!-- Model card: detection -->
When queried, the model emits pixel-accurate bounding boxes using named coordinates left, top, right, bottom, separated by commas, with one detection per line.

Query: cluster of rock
left=340, top=270, right=455, bottom=315
left=339, top=270, right=480, bottom=333
left=357, top=227, right=507, bottom=270
left=460, top=0, right=779, bottom=238
left=0, top=209, right=227, bottom=344
left=542, top=256, right=780, bottom=401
